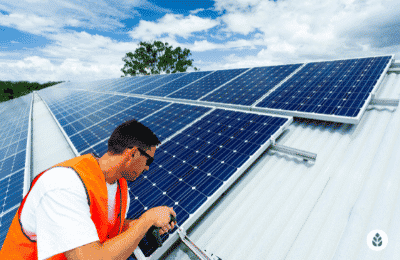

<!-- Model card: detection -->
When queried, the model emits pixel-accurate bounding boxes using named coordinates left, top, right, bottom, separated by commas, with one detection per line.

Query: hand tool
left=133, top=215, right=222, bottom=260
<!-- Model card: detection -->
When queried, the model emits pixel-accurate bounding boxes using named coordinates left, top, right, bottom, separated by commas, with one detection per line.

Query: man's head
left=103, top=119, right=160, bottom=182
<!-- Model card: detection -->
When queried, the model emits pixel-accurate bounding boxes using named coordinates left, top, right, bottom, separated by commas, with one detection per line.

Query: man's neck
left=95, top=154, right=118, bottom=185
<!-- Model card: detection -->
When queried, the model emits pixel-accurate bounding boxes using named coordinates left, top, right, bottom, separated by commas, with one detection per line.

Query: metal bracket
left=270, top=143, right=317, bottom=162
left=176, top=227, right=221, bottom=260
left=387, top=68, right=400, bottom=73
left=132, top=226, right=221, bottom=260
left=369, top=98, right=399, bottom=106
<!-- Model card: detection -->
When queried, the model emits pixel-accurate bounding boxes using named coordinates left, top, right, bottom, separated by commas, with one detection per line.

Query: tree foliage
left=121, top=41, right=198, bottom=77
left=0, top=81, right=63, bottom=102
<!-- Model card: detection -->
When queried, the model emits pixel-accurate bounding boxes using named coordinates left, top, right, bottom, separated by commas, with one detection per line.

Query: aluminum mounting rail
left=270, top=143, right=317, bottom=162
left=369, top=98, right=399, bottom=106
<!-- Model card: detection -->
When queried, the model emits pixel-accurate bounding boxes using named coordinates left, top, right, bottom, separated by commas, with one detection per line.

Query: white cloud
left=214, top=0, right=261, bottom=13
left=190, top=8, right=205, bottom=15
left=0, top=0, right=168, bottom=34
left=0, top=31, right=142, bottom=82
left=0, top=13, right=57, bottom=34
left=205, top=0, right=400, bottom=65
left=0, top=55, right=123, bottom=83
left=129, top=14, right=220, bottom=41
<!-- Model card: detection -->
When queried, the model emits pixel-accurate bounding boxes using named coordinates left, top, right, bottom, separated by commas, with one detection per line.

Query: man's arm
left=122, top=219, right=137, bottom=233
left=64, top=206, right=176, bottom=260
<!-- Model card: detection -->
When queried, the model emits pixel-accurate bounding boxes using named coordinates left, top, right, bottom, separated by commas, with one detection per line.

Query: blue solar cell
left=201, top=64, right=301, bottom=105
left=168, top=68, right=248, bottom=100
left=0, top=208, right=18, bottom=248
left=3, top=184, right=23, bottom=211
left=0, top=157, right=14, bottom=179
left=5, top=143, right=18, bottom=159
left=63, top=124, right=76, bottom=136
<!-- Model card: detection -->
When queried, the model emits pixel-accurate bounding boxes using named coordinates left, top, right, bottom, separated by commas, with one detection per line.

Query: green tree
left=0, top=81, right=63, bottom=102
left=121, top=41, right=198, bottom=77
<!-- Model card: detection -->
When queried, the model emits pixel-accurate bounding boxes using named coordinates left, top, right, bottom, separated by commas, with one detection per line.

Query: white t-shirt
left=20, top=167, right=130, bottom=260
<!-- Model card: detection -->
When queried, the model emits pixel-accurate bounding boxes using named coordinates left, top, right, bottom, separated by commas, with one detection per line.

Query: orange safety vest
left=0, top=154, right=128, bottom=259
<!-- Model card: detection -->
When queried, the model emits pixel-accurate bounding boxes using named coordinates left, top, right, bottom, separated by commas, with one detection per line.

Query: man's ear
left=127, top=146, right=137, bottom=158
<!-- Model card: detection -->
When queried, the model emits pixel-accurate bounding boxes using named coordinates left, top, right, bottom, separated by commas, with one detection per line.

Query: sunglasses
left=136, top=147, right=154, bottom=166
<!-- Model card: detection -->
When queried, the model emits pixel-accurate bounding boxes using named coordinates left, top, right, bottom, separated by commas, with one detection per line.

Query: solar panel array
left=0, top=55, right=393, bottom=256
left=39, top=87, right=291, bottom=257
left=0, top=94, right=32, bottom=249
left=59, top=55, right=392, bottom=124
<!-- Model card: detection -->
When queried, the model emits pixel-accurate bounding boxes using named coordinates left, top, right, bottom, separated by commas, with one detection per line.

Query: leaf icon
left=372, top=233, right=383, bottom=247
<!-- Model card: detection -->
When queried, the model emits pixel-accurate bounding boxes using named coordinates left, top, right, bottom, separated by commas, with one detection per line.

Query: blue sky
left=0, top=0, right=399, bottom=83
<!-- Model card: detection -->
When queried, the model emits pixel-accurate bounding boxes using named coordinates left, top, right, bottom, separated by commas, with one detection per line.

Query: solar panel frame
left=23, top=94, right=33, bottom=197
left=252, top=55, right=394, bottom=124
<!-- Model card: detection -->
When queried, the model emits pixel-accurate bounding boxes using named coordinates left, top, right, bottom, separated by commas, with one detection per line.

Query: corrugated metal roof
left=162, top=71, right=400, bottom=259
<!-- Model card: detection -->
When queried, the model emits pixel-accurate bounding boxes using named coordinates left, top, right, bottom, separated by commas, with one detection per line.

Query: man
left=1, top=119, right=176, bottom=260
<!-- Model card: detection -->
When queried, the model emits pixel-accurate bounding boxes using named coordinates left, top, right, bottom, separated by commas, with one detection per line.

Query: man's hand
left=141, top=206, right=177, bottom=235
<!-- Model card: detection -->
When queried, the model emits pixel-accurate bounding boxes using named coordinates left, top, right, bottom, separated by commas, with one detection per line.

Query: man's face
left=121, top=146, right=156, bottom=181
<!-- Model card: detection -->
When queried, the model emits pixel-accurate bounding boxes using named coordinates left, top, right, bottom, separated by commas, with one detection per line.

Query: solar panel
left=40, top=89, right=173, bottom=155
left=255, top=56, right=393, bottom=124
left=81, top=103, right=212, bottom=156
left=129, top=73, right=187, bottom=95
left=144, top=71, right=213, bottom=97
left=200, top=64, right=302, bottom=106
left=126, top=109, right=291, bottom=256
left=89, top=77, right=142, bottom=92
left=0, top=94, right=32, bottom=250
left=167, top=68, right=248, bottom=100
left=122, top=74, right=169, bottom=94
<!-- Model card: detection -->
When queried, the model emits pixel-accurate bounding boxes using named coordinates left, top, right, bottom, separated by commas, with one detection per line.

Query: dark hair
left=108, top=119, right=160, bottom=154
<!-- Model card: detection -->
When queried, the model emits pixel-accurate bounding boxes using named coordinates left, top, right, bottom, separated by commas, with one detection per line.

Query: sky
left=0, top=0, right=399, bottom=83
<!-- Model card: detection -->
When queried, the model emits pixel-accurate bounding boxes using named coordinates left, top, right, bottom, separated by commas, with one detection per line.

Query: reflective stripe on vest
left=0, top=154, right=128, bottom=259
